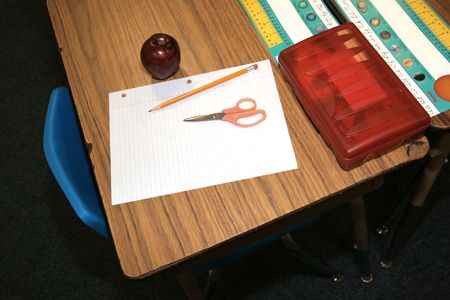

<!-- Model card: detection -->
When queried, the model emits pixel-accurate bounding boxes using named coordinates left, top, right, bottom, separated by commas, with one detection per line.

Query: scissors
left=183, top=98, right=267, bottom=128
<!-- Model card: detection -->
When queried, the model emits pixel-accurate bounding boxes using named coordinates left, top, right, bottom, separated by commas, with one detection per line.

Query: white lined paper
left=109, top=60, right=298, bottom=205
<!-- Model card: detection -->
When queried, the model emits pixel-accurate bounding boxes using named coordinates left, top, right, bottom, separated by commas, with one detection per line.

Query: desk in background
left=46, top=0, right=431, bottom=298
left=377, top=0, right=450, bottom=267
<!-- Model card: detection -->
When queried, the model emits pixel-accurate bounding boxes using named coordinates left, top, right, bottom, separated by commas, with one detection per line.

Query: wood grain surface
left=46, top=0, right=438, bottom=278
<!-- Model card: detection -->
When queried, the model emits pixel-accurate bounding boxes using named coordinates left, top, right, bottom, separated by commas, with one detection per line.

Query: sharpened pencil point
left=148, top=106, right=160, bottom=112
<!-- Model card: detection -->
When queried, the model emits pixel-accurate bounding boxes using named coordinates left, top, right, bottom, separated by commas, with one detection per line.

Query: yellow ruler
left=240, top=0, right=284, bottom=47
left=404, top=0, right=450, bottom=50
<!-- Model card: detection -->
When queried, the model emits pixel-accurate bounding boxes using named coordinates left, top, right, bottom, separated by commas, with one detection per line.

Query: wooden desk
left=46, top=0, right=429, bottom=296
left=378, top=0, right=450, bottom=267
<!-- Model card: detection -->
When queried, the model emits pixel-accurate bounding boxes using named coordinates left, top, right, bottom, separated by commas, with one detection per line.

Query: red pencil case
left=279, top=23, right=430, bottom=170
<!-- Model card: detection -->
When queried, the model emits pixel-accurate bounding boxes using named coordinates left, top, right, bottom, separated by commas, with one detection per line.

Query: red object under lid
left=279, top=23, right=430, bottom=170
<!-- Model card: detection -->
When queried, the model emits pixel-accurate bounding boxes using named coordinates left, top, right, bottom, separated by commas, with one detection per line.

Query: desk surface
left=46, top=0, right=439, bottom=278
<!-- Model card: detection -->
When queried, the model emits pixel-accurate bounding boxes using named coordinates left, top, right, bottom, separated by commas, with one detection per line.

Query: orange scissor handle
left=222, top=98, right=267, bottom=128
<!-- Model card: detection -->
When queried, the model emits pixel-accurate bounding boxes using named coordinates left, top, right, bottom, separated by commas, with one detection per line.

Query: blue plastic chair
left=43, top=87, right=110, bottom=238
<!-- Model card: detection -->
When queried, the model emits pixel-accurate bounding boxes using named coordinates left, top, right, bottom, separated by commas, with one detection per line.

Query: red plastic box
left=279, top=23, right=430, bottom=170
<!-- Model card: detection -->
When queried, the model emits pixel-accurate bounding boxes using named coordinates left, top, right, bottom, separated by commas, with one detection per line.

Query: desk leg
left=177, top=271, right=204, bottom=300
left=350, top=196, right=373, bottom=283
left=381, top=131, right=450, bottom=267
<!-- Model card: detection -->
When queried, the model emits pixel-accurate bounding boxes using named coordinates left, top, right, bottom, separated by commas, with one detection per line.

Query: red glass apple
left=140, top=33, right=181, bottom=80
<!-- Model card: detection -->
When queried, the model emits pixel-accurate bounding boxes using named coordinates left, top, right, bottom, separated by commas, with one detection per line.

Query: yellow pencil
left=148, top=64, right=259, bottom=112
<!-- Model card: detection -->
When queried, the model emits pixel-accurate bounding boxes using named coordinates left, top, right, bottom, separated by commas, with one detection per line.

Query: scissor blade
left=183, top=113, right=224, bottom=122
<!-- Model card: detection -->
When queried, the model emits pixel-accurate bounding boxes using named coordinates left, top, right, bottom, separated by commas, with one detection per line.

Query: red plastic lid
left=279, top=23, right=430, bottom=170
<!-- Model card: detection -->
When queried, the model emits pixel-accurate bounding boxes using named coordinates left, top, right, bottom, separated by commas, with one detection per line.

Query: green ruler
left=238, top=0, right=339, bottom=60
left=239, top=0, right=293, bottom=59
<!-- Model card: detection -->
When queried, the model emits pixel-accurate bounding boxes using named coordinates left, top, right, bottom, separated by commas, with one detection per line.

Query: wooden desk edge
left=121, top=134, right=428, bottom=279
left=123, top=177, right=383, bottom=279
left=431, top=111, right=450, bottom=131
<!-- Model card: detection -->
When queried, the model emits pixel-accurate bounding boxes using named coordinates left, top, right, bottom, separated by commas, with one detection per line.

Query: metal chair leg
left=380, top=204, right=423, bottom=267
left=281, top=234, right=344, bottom=282
left=203, top=268, right=221, bottom=299
left=376, top=159, right=426, bottom=236
left=350, top=196, right=373, bottom=283
left=177, top=271, right=204, bottom=300
left=177, top=268, right=221, bottom=300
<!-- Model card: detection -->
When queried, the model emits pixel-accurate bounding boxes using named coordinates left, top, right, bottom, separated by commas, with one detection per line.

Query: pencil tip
left=148, top=106, right=160, bottom=112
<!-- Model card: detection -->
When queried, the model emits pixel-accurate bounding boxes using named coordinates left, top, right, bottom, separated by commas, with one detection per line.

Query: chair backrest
left=43, top=87, right=110, bottom=238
